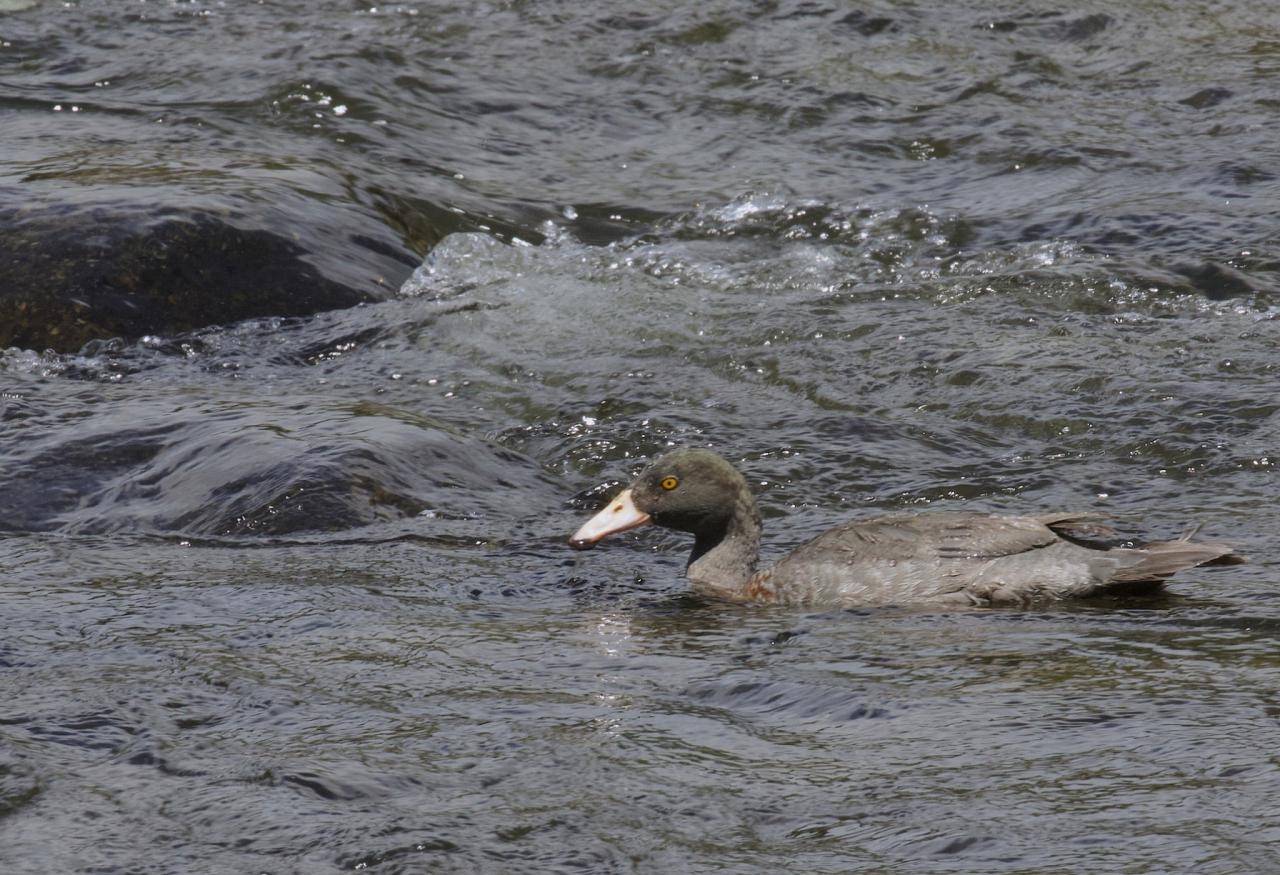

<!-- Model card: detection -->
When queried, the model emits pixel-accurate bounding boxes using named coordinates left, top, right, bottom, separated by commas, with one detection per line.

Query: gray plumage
left=570, top=449, right=1245, bottom=607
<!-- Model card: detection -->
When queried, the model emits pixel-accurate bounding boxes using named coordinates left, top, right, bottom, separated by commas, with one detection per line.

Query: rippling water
left=2, top=1, right=1279, bottom=873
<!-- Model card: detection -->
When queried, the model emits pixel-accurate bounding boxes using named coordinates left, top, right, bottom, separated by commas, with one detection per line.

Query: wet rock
left=1169, top=259, right=1258, bottom=300
left=0, top=202, right=418, bottom=353
left=1179, top=88, right=1234, bottom=110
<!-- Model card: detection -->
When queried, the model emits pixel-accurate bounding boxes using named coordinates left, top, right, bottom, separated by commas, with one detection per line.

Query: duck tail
left=1112, top=536, right=1247, bottom=583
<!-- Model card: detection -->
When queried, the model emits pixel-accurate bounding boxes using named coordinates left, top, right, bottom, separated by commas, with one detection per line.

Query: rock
left=0, top=202, right=419, bottom=352
left=0, top=398, right=554, bottom=539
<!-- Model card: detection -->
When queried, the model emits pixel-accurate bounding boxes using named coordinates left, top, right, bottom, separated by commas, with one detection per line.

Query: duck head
left=569, top=448, right=757, bottom=549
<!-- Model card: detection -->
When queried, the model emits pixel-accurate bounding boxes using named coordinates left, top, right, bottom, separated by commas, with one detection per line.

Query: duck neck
left=686, top=493, right=762, bottom=600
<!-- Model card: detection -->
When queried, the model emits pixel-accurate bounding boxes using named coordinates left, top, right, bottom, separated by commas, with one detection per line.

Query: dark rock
left=1170, top=259, right=1256, bottom=300
left=1178, top=88, right=1234, bottom=110
left=0, top=202, right=419, bottom=352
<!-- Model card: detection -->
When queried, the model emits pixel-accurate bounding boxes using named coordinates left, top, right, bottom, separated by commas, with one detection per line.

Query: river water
left=2, top=1, right=1279, bottom=873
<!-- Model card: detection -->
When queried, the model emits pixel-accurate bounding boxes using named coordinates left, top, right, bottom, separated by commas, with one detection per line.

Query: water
left=2, top=1, right=1279, bottom=872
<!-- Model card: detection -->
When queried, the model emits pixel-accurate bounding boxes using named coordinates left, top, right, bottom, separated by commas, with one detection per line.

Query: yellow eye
left=660, top=476, right=679, bottom=491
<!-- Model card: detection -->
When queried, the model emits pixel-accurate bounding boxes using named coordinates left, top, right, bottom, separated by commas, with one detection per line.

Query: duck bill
left=569, top=488, right=652, bottom=550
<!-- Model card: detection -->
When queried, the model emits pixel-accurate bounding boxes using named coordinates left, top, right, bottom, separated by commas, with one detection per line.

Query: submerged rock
left=0, top=398, right=552, bottom=539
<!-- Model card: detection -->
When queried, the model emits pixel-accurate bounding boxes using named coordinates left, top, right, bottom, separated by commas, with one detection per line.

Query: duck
left=568, top=448, right=1246, bottom=607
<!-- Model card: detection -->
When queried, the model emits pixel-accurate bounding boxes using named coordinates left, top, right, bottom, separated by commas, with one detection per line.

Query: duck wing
left=755, top=510, right=1229, bottom=607
left=792, top=510, right=1084, bottom=560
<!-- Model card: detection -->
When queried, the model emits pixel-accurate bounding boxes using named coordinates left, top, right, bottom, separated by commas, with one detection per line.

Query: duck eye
left=660, top=476, right=679, bottom=491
